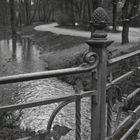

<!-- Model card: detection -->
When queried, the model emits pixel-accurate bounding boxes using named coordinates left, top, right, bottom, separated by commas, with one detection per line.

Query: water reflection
left=0, top=37, right=75, bottom=139
left=0, top=37, right=45, bottom=76
left=0, top=36, right=47, bottom=104
left=12, top=35, right=17, bottom=59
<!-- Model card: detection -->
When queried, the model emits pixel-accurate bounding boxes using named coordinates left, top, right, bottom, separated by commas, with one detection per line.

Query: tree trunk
left=79, top=0, right=84, bottom=20
left=121, top=0, right=130, bottom=44
left=122, top=21, right=129, bottom=44
left=87, top=0, right=92, bottom=20
left=24, top=0, right=32, bottom=25
left=98, top=0, right=102, bottom=6
left=112, top=3, right=117, bottom=32
left=92, top=0, right=98, bottom=12
left=82, top=0, right=86, bottom=21
left=10, top=0, right=17, bottom=56
left=10, top=0, right=16, bottom=36
left=30, top=0, right=39, bottom=23
left=70, top=0, right=75, bottom=25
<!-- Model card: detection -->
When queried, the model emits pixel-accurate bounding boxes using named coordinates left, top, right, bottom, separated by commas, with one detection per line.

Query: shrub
left=0, top=112, right=31, bottom=139
left=57, top=12, right=75, bottom=26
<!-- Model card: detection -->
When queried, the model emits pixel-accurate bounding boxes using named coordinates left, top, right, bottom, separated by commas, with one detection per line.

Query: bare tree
left=10, top=0, right=16, bottom=35
left=112, top=0, right=119, bottom=32
left=122, top=0, right=139, bottom=44
left=10, top=0, right=17, bottom=52
left=0, top=0, right=9, bottom=25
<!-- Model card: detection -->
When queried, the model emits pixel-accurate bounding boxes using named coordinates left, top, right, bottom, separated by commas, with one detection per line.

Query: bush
left=131, top=18, right=140, bottom=27
left=0, top=112, right=31, bottom=140
left=57, top=12, right=75, bottom=26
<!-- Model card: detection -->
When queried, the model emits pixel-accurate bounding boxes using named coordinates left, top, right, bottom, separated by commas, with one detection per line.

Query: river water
left=0, top=37, right=91, bottom=139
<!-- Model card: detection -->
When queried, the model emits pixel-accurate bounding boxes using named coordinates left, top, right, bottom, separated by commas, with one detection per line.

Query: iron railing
left=0, top=7, right=140, bottom=140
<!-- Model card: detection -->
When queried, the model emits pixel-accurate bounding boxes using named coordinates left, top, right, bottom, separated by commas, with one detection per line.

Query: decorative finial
left=92, top=7, right=109, bottom=30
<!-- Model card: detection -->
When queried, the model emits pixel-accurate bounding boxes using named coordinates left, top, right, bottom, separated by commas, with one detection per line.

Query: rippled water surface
left=0, top=37, right=91, bottom=139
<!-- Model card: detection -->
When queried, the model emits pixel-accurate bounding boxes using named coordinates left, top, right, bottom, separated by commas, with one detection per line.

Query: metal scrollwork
left=43, top=125, right=71, bottom=140
left=107, top=73, right=123, bottom=136
left=128, top=67, right=140, bottom=88
left=107, top=84, right=123, bottom=136
left=27, top=101, right=74, bottom=140
left=47, top=100, right=73, bottom=133
left=32, top=124, right=71, bottom=140
left=83, top=51, right=99, bottom=66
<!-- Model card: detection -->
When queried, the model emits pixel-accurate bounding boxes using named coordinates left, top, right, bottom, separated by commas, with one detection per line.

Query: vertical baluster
left=91, top=70, right=98, bottom=139
left=107, top=92, right=113, bottom=136
left=75, top=97, right=81, bottom=140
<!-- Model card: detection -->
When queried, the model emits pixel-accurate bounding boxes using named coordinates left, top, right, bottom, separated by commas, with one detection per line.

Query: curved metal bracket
left=83, top=51, right=99, bottom=65
left=47, top=99, right=74, bottom=133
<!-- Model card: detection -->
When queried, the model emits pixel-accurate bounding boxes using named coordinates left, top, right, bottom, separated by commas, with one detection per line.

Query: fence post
left=86, top=7, right=113, bottom=140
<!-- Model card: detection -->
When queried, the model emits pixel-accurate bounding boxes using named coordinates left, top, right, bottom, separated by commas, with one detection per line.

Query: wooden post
left=86, top=7, right=113, bottom=140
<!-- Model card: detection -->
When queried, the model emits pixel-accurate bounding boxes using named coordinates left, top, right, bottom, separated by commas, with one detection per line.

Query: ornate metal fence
left=0, top=7, right=140, bottom=140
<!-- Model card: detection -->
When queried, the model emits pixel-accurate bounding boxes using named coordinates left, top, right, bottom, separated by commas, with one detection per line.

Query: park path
left=34, top=23, right=140, bottom=43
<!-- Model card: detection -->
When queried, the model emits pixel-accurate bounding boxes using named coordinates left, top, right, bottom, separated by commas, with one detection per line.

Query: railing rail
left=0, top=61, right=98, bottom=85
left=120, top=118, right=140, bottom=140
left=108, top=105, right=140, bottom=140
left=0, top=91, right=96, bottom=112
left=107, top=66, right=140, bottom=89
left=108, top=50, right=140, bottom=65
